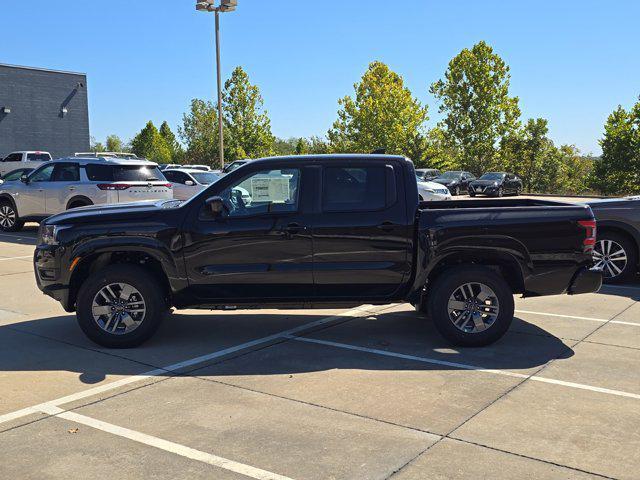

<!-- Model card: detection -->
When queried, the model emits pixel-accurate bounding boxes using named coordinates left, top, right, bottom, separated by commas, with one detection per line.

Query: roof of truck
left=253, top=154, right=409, bottom=164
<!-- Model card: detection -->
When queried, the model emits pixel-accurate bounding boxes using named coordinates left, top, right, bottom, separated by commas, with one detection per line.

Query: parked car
left=158, top=164, right=182, bottom=171
left=0, top=156, right=172, bottom=232
left=0, top=151, right=52, bottom=177
left=416, top=176, right=452, bottom=201
left=34, top=154, right=601, bottom=348
left=222, top=159, right=251, bottom=174
left=469, top=172, right=522, bottom=197
left=0, top=167, right=34, bottom=183
left=415, top=168, right=441, bottom=182
left=587, top=196, right=640, bottom=283
left=432, top=171, right=476, bottom=195
left=189, top=165, right=211, bottom=171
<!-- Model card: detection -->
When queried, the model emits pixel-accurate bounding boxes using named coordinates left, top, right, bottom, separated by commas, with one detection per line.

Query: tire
left=496, top=187, right=504, bottom=197
left=67, top=200, right=92, bottom=210
left=428, top=266, right=514, bottom=347
left=0, top=200, right=24, bottom=232
left=514, top=187, right=521, bottom=196
left=76, top=264, right=167, bottom=348
left=469, top=191, right=476, bottom=197
left=593, top=232, right=637, bottom=284
left=453, top=186, right=460, bottom=196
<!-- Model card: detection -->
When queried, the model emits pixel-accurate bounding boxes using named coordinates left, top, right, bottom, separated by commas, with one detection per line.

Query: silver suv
left=0, top=157, right=173, bottom=232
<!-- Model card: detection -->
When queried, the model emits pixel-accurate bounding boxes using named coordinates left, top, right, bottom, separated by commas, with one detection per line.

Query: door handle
left=377, top=222, right=399, bottom=232
left=68, top=187, right=76, bottom=191
left=283, top=222, right=305, bottom=234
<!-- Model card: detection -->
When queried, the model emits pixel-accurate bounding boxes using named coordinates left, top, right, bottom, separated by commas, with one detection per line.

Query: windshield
left=191, top=171, right=221, bottom=185
left=479, top=173, right=505, bottom=180
left=438, top=172, right=461, bottom=179
left=2, top=169, right=33, bottom=181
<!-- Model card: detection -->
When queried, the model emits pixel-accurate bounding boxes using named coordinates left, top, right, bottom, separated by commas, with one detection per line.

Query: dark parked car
left=415, top=168, right=441, bottom=182
left=222, top=160, right=251, bottom=174
left=469, top=172, right=522, bottom=197
left=587, top=197, right=640, bottom=283
left=432, top=171, right=476, bottom=195
left=34, top=154, right=601, bottom=348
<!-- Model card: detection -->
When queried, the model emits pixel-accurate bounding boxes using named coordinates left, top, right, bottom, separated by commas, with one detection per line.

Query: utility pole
left=196, top=0, right=238, bottom=170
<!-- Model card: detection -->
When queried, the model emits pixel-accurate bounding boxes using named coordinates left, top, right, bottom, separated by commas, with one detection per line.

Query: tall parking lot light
left=196, top=0, right=238, bottom=170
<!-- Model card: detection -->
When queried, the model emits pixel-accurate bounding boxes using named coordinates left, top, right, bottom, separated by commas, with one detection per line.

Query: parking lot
left=1, top=218, right=639, bottom=480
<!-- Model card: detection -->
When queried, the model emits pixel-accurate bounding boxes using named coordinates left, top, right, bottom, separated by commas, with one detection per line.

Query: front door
left=182, top=166, right=314, bottom=303
left=312, top=161, right=412, bottom=300
left=17, top=164, right=54, bottom=217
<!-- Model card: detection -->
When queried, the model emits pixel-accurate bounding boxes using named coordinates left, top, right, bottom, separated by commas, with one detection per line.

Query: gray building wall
left=0, top=64, right=90, bottom=159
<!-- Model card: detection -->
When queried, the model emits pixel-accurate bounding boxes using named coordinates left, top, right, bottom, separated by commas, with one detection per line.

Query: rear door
left=45, top=162, right=80, bottom=214
left=312, top=160, right=412, bottom=299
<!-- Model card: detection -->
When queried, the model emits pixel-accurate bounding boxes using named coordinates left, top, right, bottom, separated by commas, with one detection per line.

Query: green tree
left=130, top=121, right=172, bottom=164
left=222, top=66, right=275, bottom=161
left=179, top=99, right=225, bottom=165
left=419, top=126, right=459, bottom=170
left=430, top=41, right=521, bottom=175
left=274, top=137, right=297, bottom=156
left=90, top=137, right=105, bottom=153
left=328, top=61, right=429, bottom=157
left=294, top=137, right=309, bottom=155
left=105, top=134, right=124, bottom=152
left=520, top=118, right=551, bottom=192
left=558, top=145, right=593, bottom=194
left=159, top=121, right=184, bottom=162
left=590, top=100, right=640, bottom=195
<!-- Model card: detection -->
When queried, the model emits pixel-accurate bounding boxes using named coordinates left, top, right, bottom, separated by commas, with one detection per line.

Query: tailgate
left=117, top=182, right=173, bottom=202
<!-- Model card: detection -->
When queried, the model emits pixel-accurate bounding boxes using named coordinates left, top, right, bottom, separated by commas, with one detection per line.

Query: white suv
left=0, top=157, right=173, bottom=232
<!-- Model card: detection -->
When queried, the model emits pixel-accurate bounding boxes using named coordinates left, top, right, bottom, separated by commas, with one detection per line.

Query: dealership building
left=0, top=63, right=90, bottom=159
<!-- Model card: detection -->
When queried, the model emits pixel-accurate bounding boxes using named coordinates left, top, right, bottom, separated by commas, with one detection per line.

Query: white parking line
left=0, top=255, right=32, bottom=261
left=39, top=404, right=294, bottom=480
left=289, top=336, right=640, bottom=401
left=0, top=304, right=380, bottom=427
left=515, top=309, right=640, bottom=327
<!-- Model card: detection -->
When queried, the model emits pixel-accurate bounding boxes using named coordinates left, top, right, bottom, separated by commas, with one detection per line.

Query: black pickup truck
left=34, top=154, right=602, bottom=348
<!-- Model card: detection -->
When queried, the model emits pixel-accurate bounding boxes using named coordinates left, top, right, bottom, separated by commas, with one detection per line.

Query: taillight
left=578, top=219, right=597, bottom=253
left=160, top=183, right=172, bottom=188
left=97, top=183, right=131, bottom=190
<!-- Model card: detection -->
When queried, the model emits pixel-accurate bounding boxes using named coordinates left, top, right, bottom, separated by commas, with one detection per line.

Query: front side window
left=3, top=153, right=22, bottom=162
left=221, top=168, right=300, bottom=217
left=323, top=166, right=385, bottom=212
left=30, top=164, right=55, bottom=182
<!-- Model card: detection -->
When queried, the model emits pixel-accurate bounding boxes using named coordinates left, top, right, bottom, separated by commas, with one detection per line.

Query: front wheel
left=469, top=191, right=476, bottom=197
left=453, top=186, right=460, bottom=196
left=76, top=264, right=167, bottom=348
left=428, top=266, right=514, bottom=347
left=0, top=201, right=24, bottom=232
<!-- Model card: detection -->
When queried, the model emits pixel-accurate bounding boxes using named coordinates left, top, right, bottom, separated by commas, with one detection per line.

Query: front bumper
left=34, top=246, right=74, bottom=312
left=568, top=266, right=603, bottom=295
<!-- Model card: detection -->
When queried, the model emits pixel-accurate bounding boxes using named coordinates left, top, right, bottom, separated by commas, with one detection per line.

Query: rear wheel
left=76, top=264, right=167, bottom=348
left=428, top=266, right=514, bottom=347
left=593, top=232, right=636, bottom=283
left=0, top=200, right=24, bottom=232
left=67, top=199, right=93, bottom=210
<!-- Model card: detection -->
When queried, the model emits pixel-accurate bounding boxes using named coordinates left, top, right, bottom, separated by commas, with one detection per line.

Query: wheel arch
left=596, top=221, right=640, bottom=266
left=66, top=196, right=94, bottom=210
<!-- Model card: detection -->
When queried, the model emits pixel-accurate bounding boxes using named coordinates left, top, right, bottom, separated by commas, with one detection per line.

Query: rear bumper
left=568, top=266, right=603, bottom=295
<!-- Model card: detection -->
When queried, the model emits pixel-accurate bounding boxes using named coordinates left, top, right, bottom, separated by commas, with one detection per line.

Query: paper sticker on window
left=250, top=177, right=290, bottom=202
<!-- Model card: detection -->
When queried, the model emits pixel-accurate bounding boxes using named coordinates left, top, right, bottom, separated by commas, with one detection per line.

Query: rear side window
left=52, top=163, right=80, bottom=182
left=322, top=166, right=386, bottom=212
left=27, top=153, right=51, bottom=161
left=86, top=164, right=165, bottom=182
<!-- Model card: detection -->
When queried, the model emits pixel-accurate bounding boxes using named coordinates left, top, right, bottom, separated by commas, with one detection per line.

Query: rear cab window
left=26, top=153, right=52, bottom=161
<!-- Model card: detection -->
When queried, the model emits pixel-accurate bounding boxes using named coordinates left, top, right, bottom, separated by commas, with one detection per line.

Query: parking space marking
left=0, top=304, right=383, bottom=427
left=289, top=336, right=640, bottom=401
left=0, top=255, right=32, bottom=261
left=515, top=309, right=640, bottom=327
left=38, top=405, right=294, bottom=480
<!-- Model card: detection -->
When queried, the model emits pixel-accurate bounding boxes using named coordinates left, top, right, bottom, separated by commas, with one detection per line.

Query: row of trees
left=93, top=41, right=639, bottom=195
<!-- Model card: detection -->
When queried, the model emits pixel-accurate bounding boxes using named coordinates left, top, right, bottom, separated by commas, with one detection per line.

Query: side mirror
left=185, top=180, right=195, bottom=186
left=20, top=174, right=29, bottom=184
left=205, top=196, right=224, bottom=216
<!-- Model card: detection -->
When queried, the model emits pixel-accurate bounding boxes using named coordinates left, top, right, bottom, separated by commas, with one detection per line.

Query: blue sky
left=2, top=0, right=639, bottom=155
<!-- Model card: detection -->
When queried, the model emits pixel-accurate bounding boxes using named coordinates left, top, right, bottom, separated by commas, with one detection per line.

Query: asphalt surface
left=1, top=211, right=639, bottom=480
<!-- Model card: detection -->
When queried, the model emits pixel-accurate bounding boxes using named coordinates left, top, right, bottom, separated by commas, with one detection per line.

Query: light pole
left=196, top=0, right=237, bottom=170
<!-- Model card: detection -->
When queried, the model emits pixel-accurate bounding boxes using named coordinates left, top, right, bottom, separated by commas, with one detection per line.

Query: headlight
left=39, top=224, right=71, bottom=246
left=493, top=182, right=499, bottom=186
